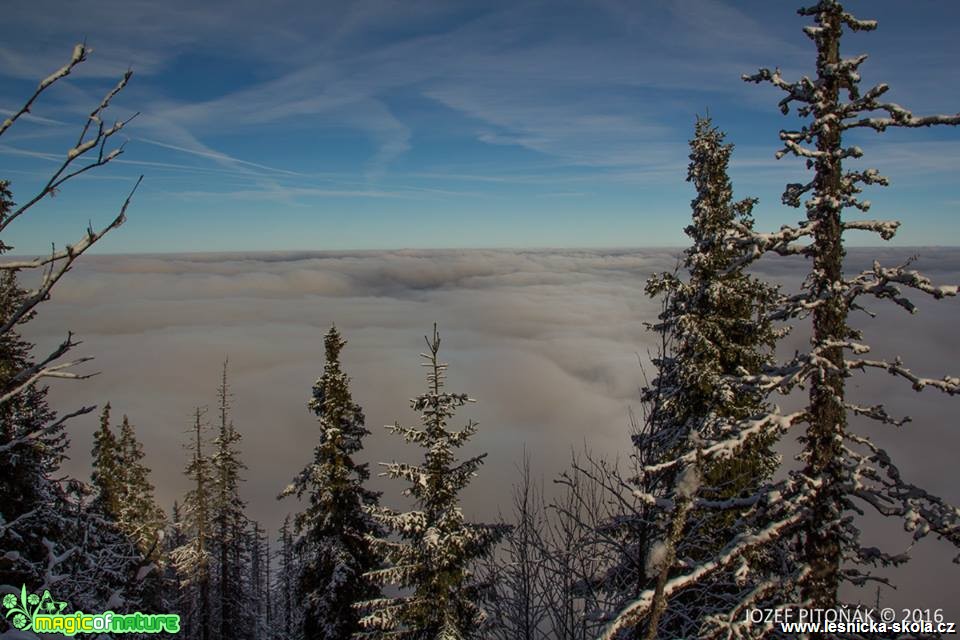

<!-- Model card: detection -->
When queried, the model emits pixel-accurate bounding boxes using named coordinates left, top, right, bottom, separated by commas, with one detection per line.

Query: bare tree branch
left=0, top=44, right=88, bottom=137
left=0, top=175, right=141, bottom=339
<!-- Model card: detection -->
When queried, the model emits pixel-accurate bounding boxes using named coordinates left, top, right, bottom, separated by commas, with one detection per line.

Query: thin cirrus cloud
left=2, top=0, right=958, bottom=252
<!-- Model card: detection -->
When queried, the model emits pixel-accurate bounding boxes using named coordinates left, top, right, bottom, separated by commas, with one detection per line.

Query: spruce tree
left=172, top=408, right=215, bottom=640
left=91, top=403, right=122, bottom=517
left=605, top=4, right=960, bottom=638
left=248, top=521, right=272, bottom=639
left=276, top=515, right=302, bottom=640
left=210, top=360, right=249, bottom=640
left=0, top=234, right=68, bottom=608
left=167, top=501, right=191, bottom=621
left=2, top=258, right=144, bottom=621
left=92, top=407, right=166, bottom=562
left=88, top=405, right=167, bottom=611
left=741, top=0, right=960, bottom=613
left=116, top=414, right=167, bottom=560
left=0, top=181, right=85, bottom=614
left=358, top=325, right=508, bottom=639
left=281, top=326, right=381, bottom=640
left=597, top=118, right=780, bottom=639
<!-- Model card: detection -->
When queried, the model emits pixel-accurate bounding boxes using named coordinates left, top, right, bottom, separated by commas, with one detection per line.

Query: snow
left=645, top=541, right=668, bottom=579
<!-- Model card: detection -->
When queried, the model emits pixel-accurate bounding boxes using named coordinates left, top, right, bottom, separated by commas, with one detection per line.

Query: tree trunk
left=803, top=7, right=845, bottom=614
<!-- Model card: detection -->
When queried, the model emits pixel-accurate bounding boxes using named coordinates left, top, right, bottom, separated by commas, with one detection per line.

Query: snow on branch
left=724, top=220, right=816, bottom=268
left=0, top=175, right=141, bottom=337
left=0, top=44, right=88, bottom=138
left=844, top=434, right=960, bottom=562
left=844, top=402, right=910, bottom=428
left=741, top=68, right=815, bottom=116
left=0, top=61, right=137, bottom=235
left=640, top=411, right=805, bottom=475
left=599, top=487, right=814, bottom=640
left=700, top=567, right=810, bottom=640
left=845, top=259, right=958, bottom=312
left=846, top=357, right=960, bottom=395
left=0, top=332, right=95, bottom=406
left=842, top=96, right=960, bottom=132
left=841, top=219, right=899, bottom=240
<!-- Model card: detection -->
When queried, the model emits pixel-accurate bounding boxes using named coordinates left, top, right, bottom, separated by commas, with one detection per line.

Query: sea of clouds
left=21, top=247, right=960, bottom=616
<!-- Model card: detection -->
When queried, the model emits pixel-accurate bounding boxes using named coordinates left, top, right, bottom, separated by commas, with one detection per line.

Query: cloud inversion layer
left=21, top=247, right=960, bottom=615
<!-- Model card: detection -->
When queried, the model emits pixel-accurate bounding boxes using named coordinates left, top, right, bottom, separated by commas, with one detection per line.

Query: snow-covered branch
left=842, top=101, right=960, bottom=132
left=844, top=434, right=960, bottom=562
left=846, top=357, right=960, bottom=395
left=0, top=332, right=95, bottom=405
left=0, top=67, right=137, bottom=235
left=0, top=175, right=140, bottom=339
left=841, top=219, right=899, bottom=239
left=0, top=405, right=95, bottom=456
left=845, top=259, right=958, bottom=312
left=599, top=487, right=813, bottom=640
left=0, top=44, right=88, bottom=138
left=844, top=402, right=910, bottom=428
left=641, top=411, right=804, bottom=476
left=725, top=220, right=816, bottom=268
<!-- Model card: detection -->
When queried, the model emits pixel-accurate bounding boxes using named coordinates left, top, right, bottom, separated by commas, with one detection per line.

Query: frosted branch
left=0, top=44, right=88, bottom=138
left=841, top=219, right=899, bottom=240
left=845, top=260, right=958, bottom=312
left=0, top=332, right=95, bottom=406
left=1, top=65, right=137, bottom=235
left=0, top=175, right=141, bottom=337
left=0, top=405, right=96, bottom=455
left=844, top=402, right=910, bottom=428
left=600, top=489, right=813, bottom=640
left=641, top=411, right=804, bottom=475
left=845, top=434, right=960, bottom=561
left=846, top=357, right=960, bottom=395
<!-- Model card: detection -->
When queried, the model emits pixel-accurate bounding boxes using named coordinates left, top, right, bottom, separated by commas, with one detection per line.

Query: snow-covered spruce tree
left=92, top=405, right=167, bottom=556
left=91, top=403, right=122, bottom=517
left=644, top=117, right=781, bottom=638
left=0, top=240, right=69, bottom=608
left=116, top=413, right=167, bottom=561
left=606, top=4, right=960, bottom=638
left=1, top=207, right=140, bottom=627
left=210, top=359, right=250, bottom=640
left=53, top=481, right=143, bottom=614
left=281, top=326, right=381, bottom=640
left=172, top=408, right=215, bottom=640
left=738, top=0, right=960, bottom=614
left=358, top=325, right=509, bottom=639
left=601, top=119, right=782, bottom=639
left=89, top=405, right=167, bottom=611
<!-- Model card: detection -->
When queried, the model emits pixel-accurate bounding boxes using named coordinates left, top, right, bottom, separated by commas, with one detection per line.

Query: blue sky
left=1, top=0, right=958, bottom=253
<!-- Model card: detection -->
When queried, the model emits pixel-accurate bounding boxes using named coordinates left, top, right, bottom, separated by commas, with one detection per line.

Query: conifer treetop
left=359, top=325, right=507, bottom=640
